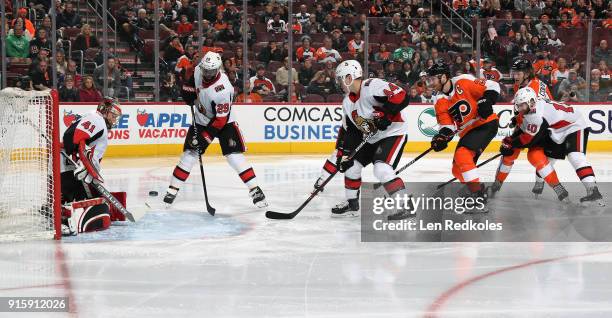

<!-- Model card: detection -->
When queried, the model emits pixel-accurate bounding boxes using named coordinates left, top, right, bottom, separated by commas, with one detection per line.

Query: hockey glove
left=431, top=127, right=454, bottom=152
left=336, top=148, right=354, bottom=173
left=74, top=158, right=102, bottom=184
left=509, top=116, right=518, bottom=128
left=500, top=136, right=515, bottom=156
left=476, top=90, right=498, bottom=119
left=372, top=111, right=392, bottom=131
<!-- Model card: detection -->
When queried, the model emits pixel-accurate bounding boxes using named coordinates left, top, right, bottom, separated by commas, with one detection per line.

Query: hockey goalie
left=60, top=97, right=124, bottom=235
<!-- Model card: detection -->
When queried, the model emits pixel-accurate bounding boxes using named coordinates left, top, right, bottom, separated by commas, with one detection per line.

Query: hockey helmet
left=335, top=60, right=363, bottom=89
left=200, top=51, right=222, bottom=82
left=97, top=97, right=122, bottom=129
left=426, top=59, right=451, bottom=77
left=511, top=57, right=532, bottom=71
left=514, top=87, right=537, bottom=114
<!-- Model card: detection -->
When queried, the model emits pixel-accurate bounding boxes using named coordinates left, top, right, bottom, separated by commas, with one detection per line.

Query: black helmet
left=511, top=57, right=532, bottom=71
left=426, top=59, right=450, bottom=77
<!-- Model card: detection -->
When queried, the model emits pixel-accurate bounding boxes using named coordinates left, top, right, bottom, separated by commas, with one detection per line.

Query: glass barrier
left=0, top=2, right=608, bottom=104
left=473, top=16, right=596, bottom=103
left=588, top=20, right=611, bottom=103
left=367, top=16, right=474, bottom=103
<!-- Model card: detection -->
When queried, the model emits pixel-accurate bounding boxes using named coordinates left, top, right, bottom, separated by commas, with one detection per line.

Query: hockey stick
left=266, top=134, right=374, bottom=220
left=435, top=153, right=503, bottom=190
left=373, top=147, right=433, bottom=190
left=61, top=152, right=137, bottom=222
left=189, top=103, right=216, bottom=216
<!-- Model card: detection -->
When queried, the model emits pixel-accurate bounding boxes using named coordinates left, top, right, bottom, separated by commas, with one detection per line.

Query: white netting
left=0, top=88, right=58, bottom=241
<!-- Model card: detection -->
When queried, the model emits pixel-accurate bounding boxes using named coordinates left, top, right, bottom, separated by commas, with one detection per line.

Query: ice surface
left=2, top=153, right=612, bottom=317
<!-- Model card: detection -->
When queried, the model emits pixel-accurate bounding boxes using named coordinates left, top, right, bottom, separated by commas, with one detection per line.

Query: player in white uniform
left=495, top=87, right=604, bottom=205
left=61, top=97, right=123, bottom=234
left=331, top=60, right=413, bottom=220
left=163, top=52, right=268, bottom=208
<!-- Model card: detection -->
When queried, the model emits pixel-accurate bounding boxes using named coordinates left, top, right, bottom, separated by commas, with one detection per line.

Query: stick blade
left=266, top=210, right=296, bottom=219
left=207, top=207, right=216, bottom=216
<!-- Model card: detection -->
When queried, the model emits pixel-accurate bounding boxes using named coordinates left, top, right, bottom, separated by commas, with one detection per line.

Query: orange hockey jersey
left=513, top=77, right=553, bottom=100
left=434, top=74, right=501, bottom=137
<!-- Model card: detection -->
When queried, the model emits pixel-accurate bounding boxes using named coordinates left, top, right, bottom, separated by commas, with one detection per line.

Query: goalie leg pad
left=63, top=198, right=111, bottom=235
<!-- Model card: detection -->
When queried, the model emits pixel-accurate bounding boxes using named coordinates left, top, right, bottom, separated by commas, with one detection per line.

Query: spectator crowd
left=2, top=0, right=610, bottom=102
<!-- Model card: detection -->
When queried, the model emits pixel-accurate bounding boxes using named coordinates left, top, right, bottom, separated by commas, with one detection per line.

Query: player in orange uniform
left=427, top=60, right=500, bottom=205
left=495, top=57, right=555, bottom=197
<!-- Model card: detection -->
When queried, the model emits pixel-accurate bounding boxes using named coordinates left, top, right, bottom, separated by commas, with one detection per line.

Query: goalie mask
left=200, top=51, right=222, bottom=83
left=335, top=60, right=363, bottom=93
left=97, top=97, right=122, bottom=129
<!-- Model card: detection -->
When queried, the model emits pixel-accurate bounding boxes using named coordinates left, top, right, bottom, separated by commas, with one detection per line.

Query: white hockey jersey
left=61, top=111, right=108, bottom=173
left=519, top=99, right=586, bottom=144
left=342, top=78, right=410, bottom=144
left=192, top=71, right=236, bottom=128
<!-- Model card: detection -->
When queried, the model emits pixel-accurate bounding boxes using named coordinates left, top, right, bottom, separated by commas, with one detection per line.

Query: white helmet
left=514, top=86, right=537, bottom=114
left=335, top=60, right=363, bottom=90
left=200, top=51, right=222, bottom=82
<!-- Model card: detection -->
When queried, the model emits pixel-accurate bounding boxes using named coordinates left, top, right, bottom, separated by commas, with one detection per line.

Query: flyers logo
left=448, top=100, right=471, bottom=123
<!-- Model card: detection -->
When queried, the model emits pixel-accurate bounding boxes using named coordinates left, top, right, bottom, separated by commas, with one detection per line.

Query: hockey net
left=0, top=88, right=61, bottom=241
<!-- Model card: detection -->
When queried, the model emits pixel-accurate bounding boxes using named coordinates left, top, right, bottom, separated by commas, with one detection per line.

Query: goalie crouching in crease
left=60, top=97, right=125, bottom=236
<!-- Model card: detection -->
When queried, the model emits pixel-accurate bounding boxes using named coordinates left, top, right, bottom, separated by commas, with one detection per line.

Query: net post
left=50, top=89, right=62, bottom=240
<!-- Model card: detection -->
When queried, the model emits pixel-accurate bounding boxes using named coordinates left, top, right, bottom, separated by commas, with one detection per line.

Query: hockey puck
left=149, top=191, right=159, bottom=197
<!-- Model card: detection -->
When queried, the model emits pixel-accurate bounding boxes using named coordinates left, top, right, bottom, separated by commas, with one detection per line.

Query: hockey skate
left=580, top=186, right=605, bottom=206
left=331, top=198, right=360, bottom=218
left=387, top=207, right=416, bottom=221
left=249, top=186, right=269, bottom=208
left=532, top=180, right=545, bottom=199
left=552, top=184, right=570, bottom=203
left=163, top=186, right=179, bottom=205
left=487, top=180, right=502, bottom=199
left=462, top=184, right=489, bottom=214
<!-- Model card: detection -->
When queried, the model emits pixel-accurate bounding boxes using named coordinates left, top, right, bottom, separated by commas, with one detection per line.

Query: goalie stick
left=266, top=133, right=374, bottom=220
left=61, top=151, right=137, bottom=222
left=189, top=102, right=216, bottom=216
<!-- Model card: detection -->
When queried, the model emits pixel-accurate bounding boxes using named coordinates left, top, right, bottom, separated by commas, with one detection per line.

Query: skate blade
left=331, top=211, right=360, bottom=218
left=580, top=199, right=606, bottom=207
left=255, top=201, right=269, bottom=209
left=387, top=214, right=416, bottom=221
